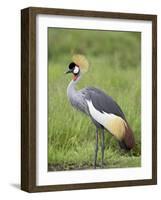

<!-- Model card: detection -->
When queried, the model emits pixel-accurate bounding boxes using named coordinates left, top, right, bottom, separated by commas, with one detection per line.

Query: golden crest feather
left=72, top=54, right=89, bottom=73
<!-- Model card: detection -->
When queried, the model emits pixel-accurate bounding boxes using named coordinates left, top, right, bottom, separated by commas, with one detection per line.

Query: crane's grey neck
left=67, top=75, right=81, bottom=98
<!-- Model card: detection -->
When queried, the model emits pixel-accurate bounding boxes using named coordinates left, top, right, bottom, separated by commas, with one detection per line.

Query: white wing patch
left=86, top=100, right=114, bottom=127
left=86, top=100, right=127, bottom=140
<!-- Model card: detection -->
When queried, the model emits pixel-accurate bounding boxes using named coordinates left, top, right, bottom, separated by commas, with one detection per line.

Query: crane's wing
left=80, top=87, right=126, bottom=120
left=79, top=87, right=135, bottom=150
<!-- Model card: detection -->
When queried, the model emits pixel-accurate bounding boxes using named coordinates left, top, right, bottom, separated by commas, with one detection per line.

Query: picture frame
left=21, top=7, right=157, bottom=192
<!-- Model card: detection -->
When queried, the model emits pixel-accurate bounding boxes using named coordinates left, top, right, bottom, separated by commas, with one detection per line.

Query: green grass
left=48, top=28, right=141, bottom=171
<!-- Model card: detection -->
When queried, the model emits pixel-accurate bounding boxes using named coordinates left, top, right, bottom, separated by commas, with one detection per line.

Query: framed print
left=21, top=7, right=157, bottom=192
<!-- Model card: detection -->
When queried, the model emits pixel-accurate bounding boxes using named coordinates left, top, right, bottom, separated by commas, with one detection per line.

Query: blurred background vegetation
left=48, top=28, right=141, bottom=171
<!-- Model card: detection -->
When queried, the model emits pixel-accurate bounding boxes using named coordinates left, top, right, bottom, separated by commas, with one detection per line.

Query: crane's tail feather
left=105, top=116, right=135, bottom=150
left=118, top=123, right=135, bottom=150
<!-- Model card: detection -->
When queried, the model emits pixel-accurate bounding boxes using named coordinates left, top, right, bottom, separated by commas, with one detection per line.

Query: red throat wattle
left=73, top=74, right=78, bottom=81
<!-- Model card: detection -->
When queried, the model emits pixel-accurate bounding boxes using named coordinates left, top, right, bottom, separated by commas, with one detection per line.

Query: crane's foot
left=101, top=162, right=106, bottom=168
left=93, top=150, right=98, bottom=169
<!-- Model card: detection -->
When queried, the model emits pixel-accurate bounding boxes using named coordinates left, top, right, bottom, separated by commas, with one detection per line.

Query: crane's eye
left=73, top=66, right=79, bottom=74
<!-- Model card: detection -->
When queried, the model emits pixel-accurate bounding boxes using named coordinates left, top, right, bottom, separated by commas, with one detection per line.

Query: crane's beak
left=65, top=69, right=72, bottom=74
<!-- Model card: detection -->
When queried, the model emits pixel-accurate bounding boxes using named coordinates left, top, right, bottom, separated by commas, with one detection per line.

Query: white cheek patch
left=73, top=66, right=79, bottom=74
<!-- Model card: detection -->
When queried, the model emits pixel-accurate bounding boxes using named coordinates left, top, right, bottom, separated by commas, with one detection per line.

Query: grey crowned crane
left=66, top=55, right=135, bottom=168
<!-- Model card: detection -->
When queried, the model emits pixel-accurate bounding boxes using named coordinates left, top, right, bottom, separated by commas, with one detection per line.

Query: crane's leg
left=94, top=128, right=98, bottom=169
left=101, top=128, right=105, bottom=168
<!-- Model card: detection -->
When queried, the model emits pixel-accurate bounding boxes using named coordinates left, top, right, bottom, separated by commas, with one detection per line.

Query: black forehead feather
left=69, top=62, right=76, bottom=69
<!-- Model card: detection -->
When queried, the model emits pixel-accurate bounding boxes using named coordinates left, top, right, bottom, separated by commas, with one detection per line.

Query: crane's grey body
left=67, top=77, right=125, bottom=123
left=67, top=76, right=126, bottom=168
